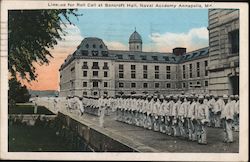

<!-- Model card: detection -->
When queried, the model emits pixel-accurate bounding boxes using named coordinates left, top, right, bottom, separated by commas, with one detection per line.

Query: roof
left=179, top=47, right=209, bottom=63
left=59, top=37, right=209, bottom=70
left=129, top=31, right=142, bottom=43
left=109, top=50, right=179, bottom=64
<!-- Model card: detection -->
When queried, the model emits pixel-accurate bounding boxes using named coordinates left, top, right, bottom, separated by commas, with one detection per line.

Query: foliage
left=8, top=78, right=31, bottom=104
left=8, top=9, right=80, bottom=81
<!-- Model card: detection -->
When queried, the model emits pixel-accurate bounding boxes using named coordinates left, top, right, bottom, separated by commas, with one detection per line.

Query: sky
left=22, top=9, right=208, bottom=91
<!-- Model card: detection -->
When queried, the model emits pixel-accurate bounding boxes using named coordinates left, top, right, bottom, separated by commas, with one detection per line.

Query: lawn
left=8, top=124, right=82, bottom=152
left=8, top=104, right=54, bottom=115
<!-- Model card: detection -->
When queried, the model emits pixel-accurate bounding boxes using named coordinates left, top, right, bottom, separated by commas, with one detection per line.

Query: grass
left=8, top=105, right=54, bottom=115
left=8, top=124, right=81, bottom=152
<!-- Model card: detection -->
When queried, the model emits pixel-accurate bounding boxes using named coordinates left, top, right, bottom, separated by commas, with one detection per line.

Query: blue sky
left=68, top=9, right=208, bottom=47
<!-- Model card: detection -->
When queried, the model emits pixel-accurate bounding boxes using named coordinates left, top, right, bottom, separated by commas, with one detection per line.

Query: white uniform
left=196, top=102, right=209, bottom=144
left=221, top=101, right=234, bottom=142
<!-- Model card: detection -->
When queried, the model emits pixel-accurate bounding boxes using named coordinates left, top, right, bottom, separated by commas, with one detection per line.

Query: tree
left=8, top=78, right=31, bottom=105
left=8, top=9, right=80, bottom=82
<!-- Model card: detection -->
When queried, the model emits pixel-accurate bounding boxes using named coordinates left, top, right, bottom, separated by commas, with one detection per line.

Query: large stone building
left=59, top=9, right=239, bottom=97
left=208, top=9, right=239, bottom=96
left=59, top=30, right=209, bottom=97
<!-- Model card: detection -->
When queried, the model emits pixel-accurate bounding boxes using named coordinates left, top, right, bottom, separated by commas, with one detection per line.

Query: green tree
left=8, top=9, right=80, bottom=81
left=8, top=78, right=31, bottom=105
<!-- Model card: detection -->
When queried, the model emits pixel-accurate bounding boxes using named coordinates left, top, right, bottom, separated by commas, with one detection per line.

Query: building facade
left=59, top=9, right=239, bottom=97
left=208, top=9, right=239, bottom=96
left=59, top=30, right=210, bottom=97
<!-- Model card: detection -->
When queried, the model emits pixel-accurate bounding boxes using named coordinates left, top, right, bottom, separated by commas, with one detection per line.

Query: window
left=155, top=66, right=159, bottom=79
left=82, top=62, right=88, bottom=69
left=205, top=60, right=208, bottom=76
left=119, top=82, right=124, bottom=88
left=163, top=56, right=169, bottom=61
left=83, top=82, right=87, bottom=87
left=93, top=82, right=98, bottom=88
left=101, top=51, right=108, bottom=57
left=83, top=92, right=87, bottom=95
left=183, top=83, right=186, bottom=88
left=197, top=81, right=200, bottom=85
left=83, top=71, right=87, bottom=77
left=143, top=83, right=148, bottom=88
left=137, top=45, right=139, bottom=49
left=100, top=44, right=103, bottom=49
left=71, top=67, right=75, bottom=72
left=85, top=44, right=89, bottom=48
left=189, top=64, right=193, bottom=78
left=189, top=82, right=193, bottom=87
left=141, top=55, right=147, bottom=60
left=129, top=55, right=135, bottom=60
left=131, top=83, right=136, bottom=88
left=119, top=64, right=124, bottom=78
left=117, top=55, right=123, bottom=59
left=92, top=62, right=99, bottom=69
left=229, top=29, right=239, bottom=54
left=92, top=50, right=99, bottom=56
left=155, top=83, right=160, bottom=88
left=197, top=62, right=200, bottom=77
left=166, top=83, right=171, bottom=88
left=93, top=44, right=96, bottom=48
left=166, top=66, right=171, bottom=79
left=93, top=71, right=98, bottom=77
left=205, top=81, right=208, bottom=87
left=81, top=50, right=88, bottom=56
left=131, top=65, right=136, bottom=79
left=104, top=91, right=108, bottom=95
left=93, top=91, right=98, bottom=96
left=104, top=82, right=108, bottom=87
left=103, top=62, right=109, bottom=70
left=104, top=71, right=108, bottom=77
left=182, top=65, right=186, bottom=79
left=152, top=56, right=158, bottom=61
left=143, top=65, right=148, bottom=79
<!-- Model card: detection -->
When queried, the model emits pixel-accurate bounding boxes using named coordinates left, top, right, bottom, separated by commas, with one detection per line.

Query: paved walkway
left=59, top=108, right=239, bottom=153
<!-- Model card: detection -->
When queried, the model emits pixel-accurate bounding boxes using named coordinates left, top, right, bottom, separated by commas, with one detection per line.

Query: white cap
left=198, top=95, right=204, bottom=99
left=223, top=94, right=228, bottom=99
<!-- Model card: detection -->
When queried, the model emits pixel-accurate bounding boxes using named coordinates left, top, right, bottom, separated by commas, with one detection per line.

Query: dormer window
left=117, top=55, right=123, bottom=59
left=129, top=55, right=135, bottom=60
left=163, top=56, right=169, bottom=61
left=92, top=50, right=99, bottom=56
left=140, top=55, right=147, bottom=60
left=81, top=50, right=88, bottom=56
left=152, top=56, right=158, bottom=61
left=100, top=44, right=103, bottom=49
left=101, top=51, right=108, bottom=57
left=85, top=44, right=89, bottom=48
left=93, top=44, right=96, bottom=48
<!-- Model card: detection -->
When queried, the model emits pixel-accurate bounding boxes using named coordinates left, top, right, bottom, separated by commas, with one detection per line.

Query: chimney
left=173, top=47, right=186, bottom=56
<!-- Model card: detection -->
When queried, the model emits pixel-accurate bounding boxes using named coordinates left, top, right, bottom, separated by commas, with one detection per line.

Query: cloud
left=144, top=27, right=208, bottom=52
left=103, top=40, right=128, bottom=50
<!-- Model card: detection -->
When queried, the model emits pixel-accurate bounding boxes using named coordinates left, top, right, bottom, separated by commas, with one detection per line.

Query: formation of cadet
left=95, top=93, right=239, bottom=144
left=32, top=92, right=239, bottom=145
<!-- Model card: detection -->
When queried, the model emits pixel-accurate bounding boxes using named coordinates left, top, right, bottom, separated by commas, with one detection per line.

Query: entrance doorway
left=229, top=76, right=239, bottom=95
